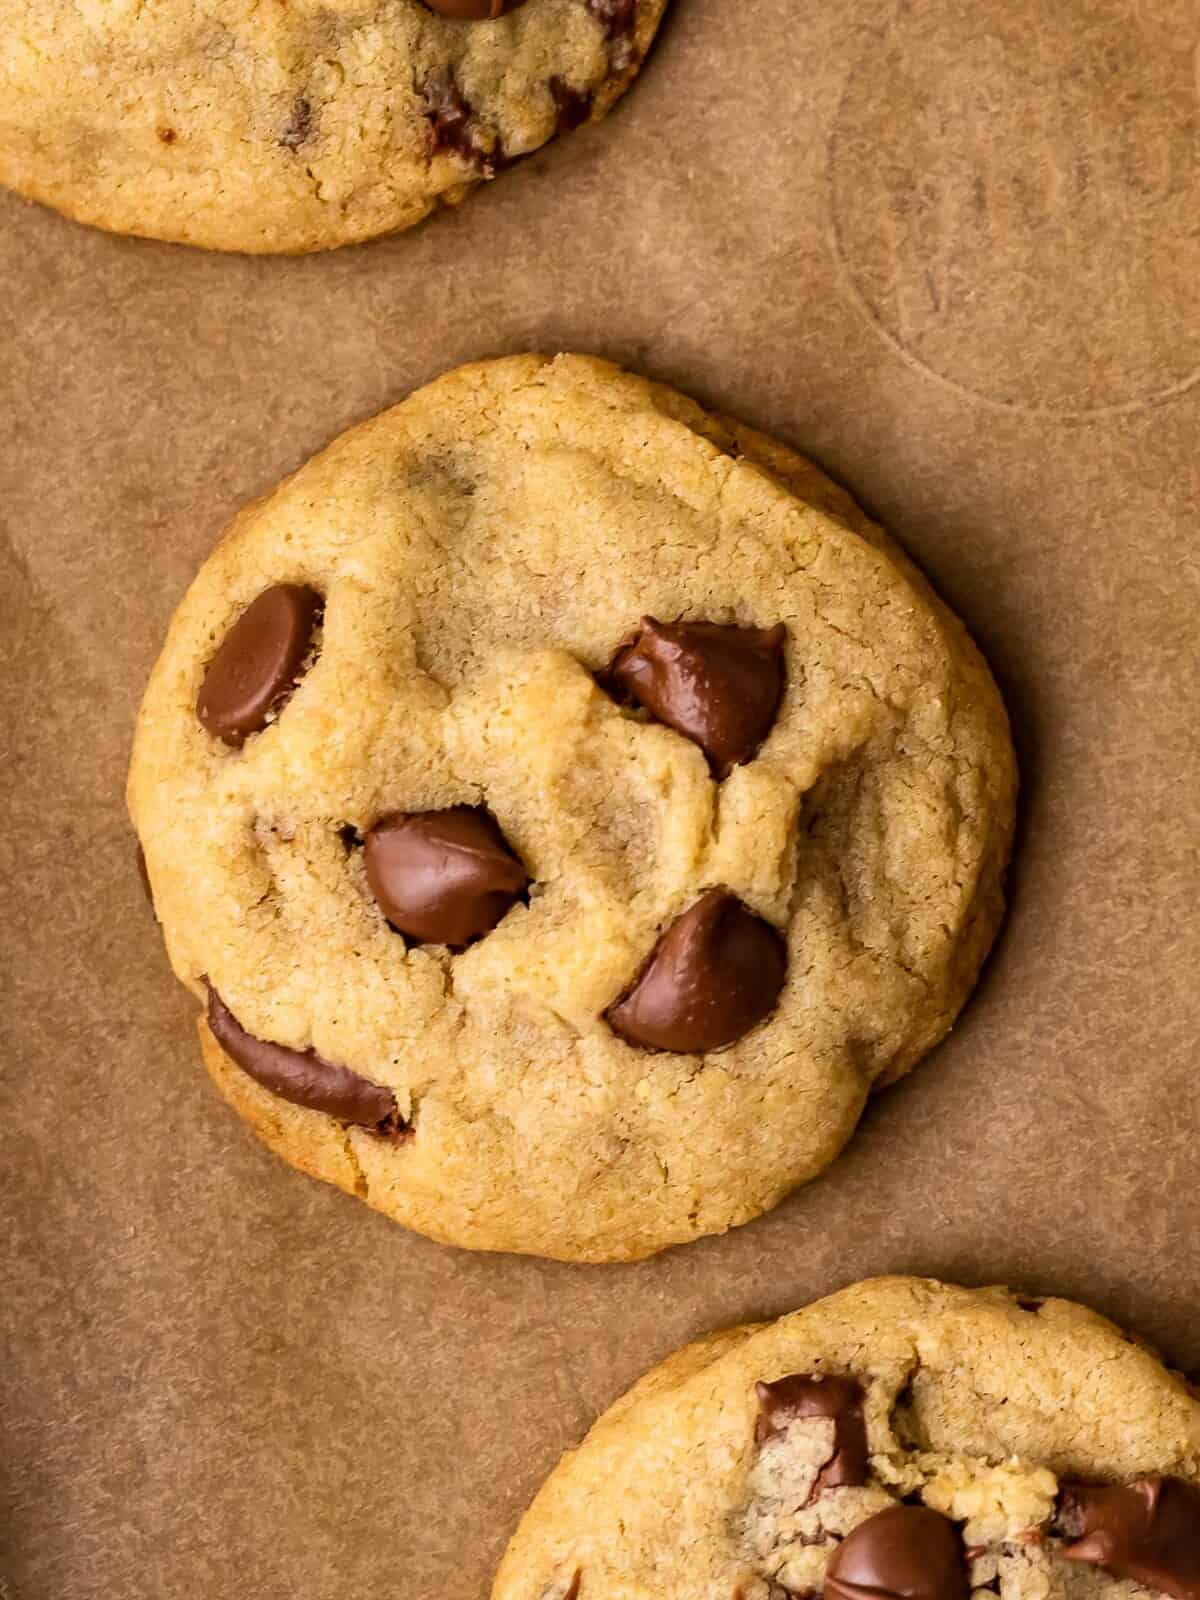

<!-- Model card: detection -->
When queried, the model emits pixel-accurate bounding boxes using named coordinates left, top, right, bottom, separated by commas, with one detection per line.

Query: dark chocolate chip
left=423, top=0, right=526, bottom=15
left=205, top=985, right=404, bottom=1136
left=363, top=807, right=528, bottom=949
left=424, top=72, right=484, bottom=163
left=1015, top=1297, right=1044, bottom=1313
left=607, top=888, right=786, bottom=1053
left=755, top=1374, right=869, bottom=1494
left=157, top=126, right=177, bottom=144
left=196, top=584, right=322, bottom=747
left=1061, top=1478, right=1200, bottom=1600
left=824, top=1506, right=969, bottom=1600
left=607, top=617, right=786, bottom=778
left=549, top=77, right=593, bottom=132
left=279, top=97, right=313, bottom=150
left=585, top=0, right=637, bottom=68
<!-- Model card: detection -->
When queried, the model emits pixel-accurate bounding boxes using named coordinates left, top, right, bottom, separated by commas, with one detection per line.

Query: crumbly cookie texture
left=493, top=1278, right=1200, bottom=1600
left=0, top=0, right=667, bottom=252
left=128, top=354, right=1016, bottom=1262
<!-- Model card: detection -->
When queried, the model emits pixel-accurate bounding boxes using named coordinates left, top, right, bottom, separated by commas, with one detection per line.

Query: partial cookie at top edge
left=0, top=0, right=670, bottom=252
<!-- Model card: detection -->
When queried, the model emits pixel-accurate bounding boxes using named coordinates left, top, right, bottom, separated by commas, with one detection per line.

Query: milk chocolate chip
left=587, top=0, right=636, bottom=33
left=608, top=618, right=786, bottom=777
left=824, top=1506, right=968, bottom=1600
left=423, top=72, right=485, bottom=164
left=607, top=888, right=786, bottom=1053
left=550, top=77, right=593, bottom=132
left=422, top=0, right=526, bottom=17
left=363, top=807, right=529, bottom=948
left=196, top=584, right=321, bottom=747
left=1061, top=1477, right=1200, bottom=1600
left=755, top=1374, right=869, bottom=1493
left=205, top=985, right=404, bottom=1136
left=586, top=0, right=637, bottom=67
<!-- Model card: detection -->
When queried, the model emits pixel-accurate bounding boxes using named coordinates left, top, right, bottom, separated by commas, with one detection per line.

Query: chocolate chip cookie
left=493, top=1277, right=1200, bottom=1599
left=0, top=0, right=667, bottom=252
left=127, top=354, right=1016, bottom=1261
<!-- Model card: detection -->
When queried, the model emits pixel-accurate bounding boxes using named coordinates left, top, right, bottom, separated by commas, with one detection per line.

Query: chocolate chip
left=424, top=72, right=485, bottom=163
left=423, top=0, right=526, bottom=14
left=585, top=0, right=637, bottom=69
left=607, top=618, right=786, bottom=778
left=206, top=985, right=404, bottom=1136
left=196, top=584, right=321, bottom=747
left=824, top=1506, right=969, bottom=1600
left=550, top=78, right=593, bottom=132
left=363, top=808, right=528, bottom=948
left=157, top=126, right=177, bottom=144
left=585, top=0, right=635, bottom=37
left=280, top=97, right=313, bottom=150
left=1016, top=1296, right=1044, bottom=1313
left=755, top=1374, right=869, bottom=1493
left=1061, top=1478, right=1200, bottom=1600
left=607, top=888, right=786, bottom=1053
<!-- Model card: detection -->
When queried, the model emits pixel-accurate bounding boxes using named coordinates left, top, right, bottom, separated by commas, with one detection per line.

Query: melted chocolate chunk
left=363, top=808, right=528, bottom=948
left=755, top=1374, right=869, bottom=1494
left=423, top=0, right=526, bottom=14
left=280, top=97, right=313, bottom=150
left=607, top=888, right=786, bottom=1053
left=824, top=1506, right=968, bottom=1600
left=196, top=584, right=322, bottom=747
left=585, top=0, right=637, bottom=68
left=585, top=0, right=636, bottom=37
left=550, top=77, right=593, bottom=132
left=607, top=617, right=786, bottom=778
left=424, top=72, right=490, bottom=166
left=206, top=986, right=404, bottom=1135
left=1061, top=1477, right=1200, bottom=1600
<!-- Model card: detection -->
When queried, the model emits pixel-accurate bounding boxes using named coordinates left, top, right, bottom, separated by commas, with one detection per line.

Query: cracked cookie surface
left=127, top=354, right=1016, bottom=1261
left=493, top=1278, right=1200, bottom=1600
left=0, top=0, right=667, bottom=252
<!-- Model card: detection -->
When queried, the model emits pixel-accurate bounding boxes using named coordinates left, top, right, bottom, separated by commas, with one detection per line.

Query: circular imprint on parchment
left=829, top=0, right=1200, bottom=416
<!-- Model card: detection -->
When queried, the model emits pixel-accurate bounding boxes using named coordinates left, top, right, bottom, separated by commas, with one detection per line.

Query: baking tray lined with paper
left=2, top=1, right=1199, bottom=1597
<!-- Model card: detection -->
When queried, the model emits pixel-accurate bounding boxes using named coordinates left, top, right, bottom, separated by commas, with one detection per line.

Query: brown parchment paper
left=3, top=1, right=1199, bottom=1595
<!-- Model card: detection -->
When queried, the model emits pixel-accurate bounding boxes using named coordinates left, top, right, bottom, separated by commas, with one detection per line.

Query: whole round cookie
left=494, top=1277, right=1200, bottom=1600
left=128, top=354, right=1016, bottom=1262
left=0, top=0, right=667, bottom=252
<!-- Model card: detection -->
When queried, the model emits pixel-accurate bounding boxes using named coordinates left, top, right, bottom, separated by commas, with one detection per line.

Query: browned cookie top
left=128, top=356, right=1015, bottom=1261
